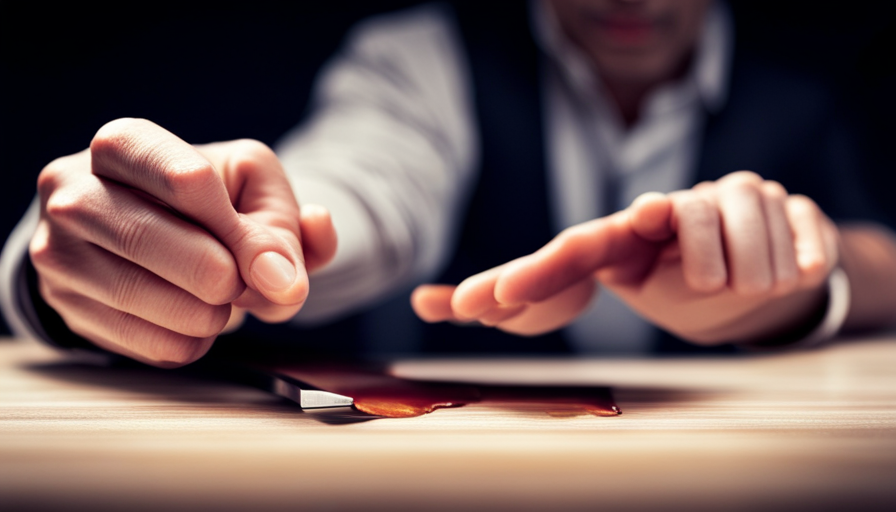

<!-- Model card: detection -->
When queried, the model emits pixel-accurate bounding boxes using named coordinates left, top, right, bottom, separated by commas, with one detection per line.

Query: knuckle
left=158, top=160, right=219, bottom=199
left=789, top=194, right=818, bottom=210
left=231, top=139, right=280, bottom=170
left=36, top=155, right=78, bottom=197
left=787, top=195, right=822, bottom=220
left=553, top=229, right=583, bottom=262
left=800, top=259, right=830, bottom=288
left=691, top=181, right=717, bottom=195
left=761, top=180, right=788, bottom=200
left=557, top=224, right=588, bottom=247
left=28, top=228, right=54, bottom=270
left=228, top=139, right=288, bottom=192
left=90, top=118, right=146, bottom=159
left=43, top=187, right=87, bottom=225
left=233, top=138, right=276, bottom=159
left=724, top=170, right=764, bottom=186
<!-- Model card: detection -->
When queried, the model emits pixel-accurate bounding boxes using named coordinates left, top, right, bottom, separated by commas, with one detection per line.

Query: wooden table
left=2, top=335, right=896, bottom=510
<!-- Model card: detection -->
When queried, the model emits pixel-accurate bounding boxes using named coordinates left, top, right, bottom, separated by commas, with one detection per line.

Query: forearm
left=839, top=223, right=896, bottom=331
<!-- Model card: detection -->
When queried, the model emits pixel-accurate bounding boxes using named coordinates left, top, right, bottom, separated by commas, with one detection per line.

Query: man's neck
left=602, top=50, right=695, bottom=130
left=603, top=81, right=650, bottom=129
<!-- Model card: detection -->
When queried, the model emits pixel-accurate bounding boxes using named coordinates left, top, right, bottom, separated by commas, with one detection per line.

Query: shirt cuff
left=745, top=266, right=851, bottom=350
left=791, top=266, right=851, bottom=348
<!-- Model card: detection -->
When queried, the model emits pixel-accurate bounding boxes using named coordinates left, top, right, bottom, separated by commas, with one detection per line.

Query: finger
left=477, top=304, right=528, bottom=327
left=223, top=307, right=248, bottom=334
left=670, top=190, right=727, bottom=292
left=230, top=286, right=309, bottom=323
left=32, top=233, right=231, bottom=338
left=41, top=173, right=243, bottom=305
left=411, top=283, right=527, bottom=328
left=494, top=211, right=655, bottom=305
left=496, top=278, right=597, bottom=336
left=716, top=171, right=773, bottom=295
left=628, top=192, right=674, bottom=241
left=298, top=203, right=338, bottom=273
left=691, top=181, right=720, bottom=211
left=786, top=195, right=834, bottom=288
left=412, top=285, right=460, bottom=323
left=760, top=181, right=799, bottom=295
left=90, top=119, right=307, bottom=308
left=451, top=264, right=510, bottom=320
left=41, top=290, right=215, bottom=368
left=90, top=118, right=243, bottom=239
left=691, top=180, right=718, bottom=196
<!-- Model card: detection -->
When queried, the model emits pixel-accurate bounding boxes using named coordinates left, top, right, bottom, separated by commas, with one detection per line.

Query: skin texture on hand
left=412, top=171, right=841, bottom=345
left=30, top=118, right=337, bottom=367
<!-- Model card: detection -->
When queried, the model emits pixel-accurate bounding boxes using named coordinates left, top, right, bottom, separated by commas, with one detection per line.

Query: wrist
left=745, top=267, right=850, bottom=349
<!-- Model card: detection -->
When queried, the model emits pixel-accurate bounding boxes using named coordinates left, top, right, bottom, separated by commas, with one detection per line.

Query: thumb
left=197, top=140, right=310, bottom=317
left=235, top=213, right=309, bottom=307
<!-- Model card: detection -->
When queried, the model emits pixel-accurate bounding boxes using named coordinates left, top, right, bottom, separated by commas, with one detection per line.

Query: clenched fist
left=31, top=119, right=337, bottom=366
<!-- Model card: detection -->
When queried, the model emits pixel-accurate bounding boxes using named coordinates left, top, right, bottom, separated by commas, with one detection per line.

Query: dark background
left=2, top=1, right=894, bottom=336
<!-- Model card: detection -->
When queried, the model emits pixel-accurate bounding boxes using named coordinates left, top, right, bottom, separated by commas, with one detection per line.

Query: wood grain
left=2, top=335, right=896, bottom=511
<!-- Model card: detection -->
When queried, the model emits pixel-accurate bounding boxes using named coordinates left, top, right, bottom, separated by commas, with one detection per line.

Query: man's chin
left=593, top=53, right=680, bottom=88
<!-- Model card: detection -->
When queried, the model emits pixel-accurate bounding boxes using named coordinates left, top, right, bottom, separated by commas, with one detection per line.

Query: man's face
left=549, top=0, right=712, bottom=87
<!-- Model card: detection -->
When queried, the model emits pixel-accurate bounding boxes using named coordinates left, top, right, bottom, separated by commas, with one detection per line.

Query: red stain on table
left=268, top=363, right=620, bottom=419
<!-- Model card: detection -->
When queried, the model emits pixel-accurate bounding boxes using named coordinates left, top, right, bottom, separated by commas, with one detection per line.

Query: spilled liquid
left=268, top=363, right=620, bottom=418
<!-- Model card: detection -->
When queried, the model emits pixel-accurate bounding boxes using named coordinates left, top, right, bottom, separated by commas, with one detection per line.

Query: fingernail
left=301, top=203, right=328, bottom=217
left=251, top=252, right=296, bottom=293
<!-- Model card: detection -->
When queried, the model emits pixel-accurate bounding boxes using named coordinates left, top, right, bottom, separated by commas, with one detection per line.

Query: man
left=2, top=0, right=895, bottom=366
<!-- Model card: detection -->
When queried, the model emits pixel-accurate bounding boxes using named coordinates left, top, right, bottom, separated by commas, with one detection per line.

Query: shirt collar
left=532, top=0, right=733, bottom=114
